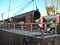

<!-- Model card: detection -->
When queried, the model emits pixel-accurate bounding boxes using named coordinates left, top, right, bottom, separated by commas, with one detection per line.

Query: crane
left=2, top=0, right=37, bottom=18
left=13, top=0, right=34, bottom=15
left=13, top=0, right=38, bottom=16
left=56, top=0, right=58, bottom=14
left=44, top=0, right=58, bottom=16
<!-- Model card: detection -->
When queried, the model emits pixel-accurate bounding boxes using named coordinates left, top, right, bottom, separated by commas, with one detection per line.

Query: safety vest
left=49, top=21, right=55, bottom=28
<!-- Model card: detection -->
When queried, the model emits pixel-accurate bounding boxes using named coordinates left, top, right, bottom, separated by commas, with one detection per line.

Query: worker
left=49, top=20, right=55, bottom=33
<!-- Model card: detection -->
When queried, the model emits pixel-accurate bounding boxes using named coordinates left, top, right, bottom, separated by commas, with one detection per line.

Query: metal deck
left=0, top=29, right=60, bottom=45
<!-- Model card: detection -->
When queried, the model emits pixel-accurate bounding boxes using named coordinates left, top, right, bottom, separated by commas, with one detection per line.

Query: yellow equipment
left=44, top=0, right=58, bottom=16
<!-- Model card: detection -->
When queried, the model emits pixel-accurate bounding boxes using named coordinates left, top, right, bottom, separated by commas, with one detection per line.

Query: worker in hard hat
left=49, top=20, right=55, bottom=33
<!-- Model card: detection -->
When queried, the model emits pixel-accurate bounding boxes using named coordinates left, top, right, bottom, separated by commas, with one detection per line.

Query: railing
left=7, top=23, right=41, bottom=31
left=0, top=22, right=57, bottom=33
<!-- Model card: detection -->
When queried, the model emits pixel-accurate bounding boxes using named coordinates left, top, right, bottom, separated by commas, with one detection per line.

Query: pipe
left=14, top=10, right=41, bottom=22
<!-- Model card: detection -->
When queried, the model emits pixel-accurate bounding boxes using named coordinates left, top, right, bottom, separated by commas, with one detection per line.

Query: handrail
left=0, top=22, right=57, bottom=34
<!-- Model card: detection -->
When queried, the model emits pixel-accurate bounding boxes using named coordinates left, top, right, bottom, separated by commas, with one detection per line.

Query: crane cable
left=34, top=0, right=38, bottom=10
left=3, top=1, right=32, bottom=14
left=13, top=0, right=34, bottom=16
left=8, top=0, right=11, bottom=18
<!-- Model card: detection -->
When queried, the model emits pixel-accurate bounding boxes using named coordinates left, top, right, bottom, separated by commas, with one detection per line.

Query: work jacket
left=49, top=21, right=55, bottom=28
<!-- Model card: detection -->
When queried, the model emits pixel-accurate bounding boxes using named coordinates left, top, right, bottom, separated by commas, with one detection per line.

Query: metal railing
left=0, top=22, right=57, bottom=33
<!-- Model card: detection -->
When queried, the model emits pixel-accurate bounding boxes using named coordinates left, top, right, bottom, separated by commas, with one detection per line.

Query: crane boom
left=44, top=0, right=54, bottom=15
left=13, top=0, right=34, bottom=16
left=56, top=0, right=58, bottom=14
left=44, top=0, right=58, bottom=16
left=50, top=0, right=53, bottom=7
left=3, top=0, right=34, bottom=15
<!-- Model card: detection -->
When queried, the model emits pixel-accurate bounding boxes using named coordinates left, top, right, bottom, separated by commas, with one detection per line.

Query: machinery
left=44, top=0, right=58, bottom=16
left=14, top=9, right=41, bottom=23
left=3, top=0, right=60, bottom=31
left=3, top=0, right=40, bottom=23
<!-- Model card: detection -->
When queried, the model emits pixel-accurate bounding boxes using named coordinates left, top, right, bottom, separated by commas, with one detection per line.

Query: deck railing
left=0, top=22, right=58, bottom=34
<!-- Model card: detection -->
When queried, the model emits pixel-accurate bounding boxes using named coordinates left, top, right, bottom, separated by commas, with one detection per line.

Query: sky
left=0, top=0, right=60, bottom=20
